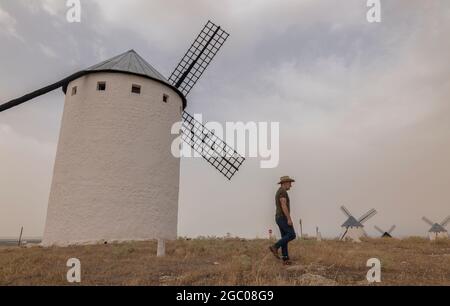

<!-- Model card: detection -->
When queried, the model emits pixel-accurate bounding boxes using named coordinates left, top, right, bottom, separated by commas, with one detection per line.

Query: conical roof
left=86, top=50, right=168, bottom=84
left=62, top=50, right=186, bottom=107
left=342, top=216, right=363, bottom=228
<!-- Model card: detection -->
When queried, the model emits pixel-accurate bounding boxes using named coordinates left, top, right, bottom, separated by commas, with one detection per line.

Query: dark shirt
left=275, top=187, right=290, bottom=218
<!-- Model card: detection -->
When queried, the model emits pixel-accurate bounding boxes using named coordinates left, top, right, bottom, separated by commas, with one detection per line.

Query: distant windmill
left=374, top=225, right=396, bottom=238
left=422, top=216, right=450, bottom=241
left=339, top=206, right=377, bottom=242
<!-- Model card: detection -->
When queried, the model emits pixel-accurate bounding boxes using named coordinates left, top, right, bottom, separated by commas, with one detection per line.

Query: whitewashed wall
left=42, top=73, right=183, bottom=246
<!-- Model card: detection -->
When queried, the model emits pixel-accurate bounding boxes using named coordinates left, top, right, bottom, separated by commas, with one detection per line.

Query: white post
left=18, top=226, right=24, bottom=247
left=157, top=239, right=166, bottom=257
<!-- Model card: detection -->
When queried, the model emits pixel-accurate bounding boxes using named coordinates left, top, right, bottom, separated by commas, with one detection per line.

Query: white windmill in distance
left=339, top=205, right=377, bottom=242
left=422, top=216, right=450, bottom=241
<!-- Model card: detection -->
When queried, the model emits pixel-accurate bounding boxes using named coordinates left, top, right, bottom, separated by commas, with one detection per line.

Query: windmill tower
left=339, top=206, right=377, bottom=242
left=1, top=21, right=245, bottom=246
left=422, top=216, right=450, bottom=241
left=374, top=225, right=396, bottom=238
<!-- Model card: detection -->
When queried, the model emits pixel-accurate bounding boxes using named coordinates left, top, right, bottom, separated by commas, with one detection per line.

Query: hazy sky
left=1, top=0, right=449, bottom=239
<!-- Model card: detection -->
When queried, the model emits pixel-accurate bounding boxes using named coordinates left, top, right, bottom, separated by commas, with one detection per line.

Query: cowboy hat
left=278, top=176, right=296, bottom=185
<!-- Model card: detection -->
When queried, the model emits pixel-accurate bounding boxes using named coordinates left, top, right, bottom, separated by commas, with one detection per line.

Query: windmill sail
left=422, top=217, right=434, bottom=226
left=374, top=226, right=385, bottom=235
left=0, top=71, right=85, bottom=113
left=169, top=21, right=244, bottom=179
left=388, top=225, right=396, bottom=234
left=169, top=20, right=230, bottom=97
left=181, top=111, right=245, bottom=180
left=340, top=206, right=352, bottom=218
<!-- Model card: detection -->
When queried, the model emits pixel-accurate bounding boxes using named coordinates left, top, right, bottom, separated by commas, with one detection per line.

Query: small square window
left=131, top=84, right=141, bottom=94
left=97, top=82, right=106, bottom=91
left=163, top=94, right=169, bottom=103
left=71, top=86, right=77, bottom=96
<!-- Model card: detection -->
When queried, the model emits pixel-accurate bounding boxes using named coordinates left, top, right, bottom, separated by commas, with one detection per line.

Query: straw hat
left=278, top=176, right=296, bottom=185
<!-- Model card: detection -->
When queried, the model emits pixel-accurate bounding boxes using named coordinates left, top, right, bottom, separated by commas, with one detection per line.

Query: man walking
left=269, top=176, right=297, bottom=265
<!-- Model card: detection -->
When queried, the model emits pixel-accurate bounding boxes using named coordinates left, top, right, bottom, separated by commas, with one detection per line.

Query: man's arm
left=280, top=197, right=293, bottom=226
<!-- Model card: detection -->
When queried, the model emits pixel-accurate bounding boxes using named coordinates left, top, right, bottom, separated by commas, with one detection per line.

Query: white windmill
left=374, top=225, right=396, bottom=238
left=1, top=21, right=245, bottom=246
left=422, top=216, right=450, bottom=241
left=339, top=206, right=377, bottom=242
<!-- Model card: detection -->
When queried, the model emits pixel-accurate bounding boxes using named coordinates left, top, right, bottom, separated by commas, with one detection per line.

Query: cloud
left=90, top=0, right=368, bottom=54
left=24, top=0, right=66, bottom=17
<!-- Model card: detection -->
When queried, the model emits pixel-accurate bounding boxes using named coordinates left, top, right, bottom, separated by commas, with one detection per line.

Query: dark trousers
left=274, top=216, right=296, bottom=259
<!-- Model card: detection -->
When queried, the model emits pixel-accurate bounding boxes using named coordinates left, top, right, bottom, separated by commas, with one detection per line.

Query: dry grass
left=1, top=238, right=449, bottom=286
